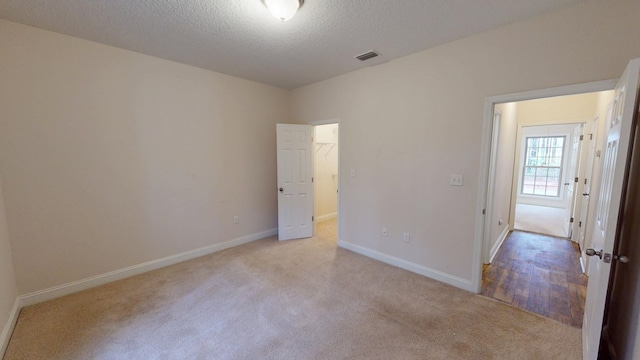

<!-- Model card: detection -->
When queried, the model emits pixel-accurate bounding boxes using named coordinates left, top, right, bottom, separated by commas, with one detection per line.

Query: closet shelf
left=315, top=142, right=336, bottom=157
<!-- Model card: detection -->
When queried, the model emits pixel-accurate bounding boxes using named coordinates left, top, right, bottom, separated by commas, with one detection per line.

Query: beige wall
left=314, top=124, right=339, bottom=220
left=516, top=93, right=599, bottom=125
left=0, top=176, right=17, bottom=351
left=0, top=20, right=291, bottom=294
left=487, top=102, right=517, bottom=261
left=291, top=0, right=640, bottom=286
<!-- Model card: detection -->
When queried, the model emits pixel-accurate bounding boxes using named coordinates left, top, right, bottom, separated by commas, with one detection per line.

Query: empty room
left=2, top=1, right=640, bottom=359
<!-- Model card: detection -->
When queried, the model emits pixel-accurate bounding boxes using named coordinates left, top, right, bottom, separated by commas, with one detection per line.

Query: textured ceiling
left=0, top=0, right=585, bottom=89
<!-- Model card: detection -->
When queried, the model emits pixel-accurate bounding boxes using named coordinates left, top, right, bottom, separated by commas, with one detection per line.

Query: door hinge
left=575, top=177, right=579, bottom=183
left=312, top=177, right=314, bottom=183
left=584, top=178, right=587, bottom=185
left=570, top=217, right=574, bottom=223
left=579, top=221, right=582, bottom=227
left=590, top=134, right=593, bottom=140
left=312, top=216, right=314, bottom=221
left=482, top=209, right=486, bottom=215
left=580, top=135, right=584, bottom=140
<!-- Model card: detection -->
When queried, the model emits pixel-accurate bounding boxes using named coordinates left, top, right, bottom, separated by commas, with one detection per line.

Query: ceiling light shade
left=262, top=0, right=303, bottom=22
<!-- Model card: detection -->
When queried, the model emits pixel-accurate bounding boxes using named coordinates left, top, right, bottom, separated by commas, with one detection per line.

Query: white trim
left=483, top=110, right=501, bottom=263
left=338, top=240, right=474, bottom=292
left=487, top=79, right=617, bottom=104
left=580, top=256, right=586, bottom=274
left=18, top=228, right=277, bottom=307
left=489, top=227, right=510, bottom=264
left=309, top=118, right=340, bottom=126
left=473, top=79, right=618, bottom=294
left=0, top=299, right=20, bottom=357
left=316, top=212, right=337, bottom=222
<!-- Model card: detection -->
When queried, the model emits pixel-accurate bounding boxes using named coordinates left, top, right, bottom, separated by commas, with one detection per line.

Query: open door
left=583, top=59, right=640, bottom=360
left=564, top=124, right=584, bottom=238
left=578, top=116, right=602, bottom=261
left=276, top=124, right=314, bottom=241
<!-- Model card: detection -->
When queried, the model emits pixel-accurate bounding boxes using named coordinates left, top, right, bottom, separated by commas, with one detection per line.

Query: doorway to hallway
left=480, top=88, right=613, bottom=330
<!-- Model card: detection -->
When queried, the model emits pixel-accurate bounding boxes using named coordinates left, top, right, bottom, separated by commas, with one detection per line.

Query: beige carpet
left=5, top=218, right=581, bottom=359
left=515, top=203, right=568, bottom=238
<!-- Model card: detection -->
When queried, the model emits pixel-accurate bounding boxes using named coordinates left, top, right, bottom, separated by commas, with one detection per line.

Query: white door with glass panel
left=276, top=124, right=314, bottom=241
left=582, top=59, right=640, bottom=360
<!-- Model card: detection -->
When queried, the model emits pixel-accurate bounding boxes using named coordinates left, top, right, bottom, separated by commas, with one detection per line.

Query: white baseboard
left=580, top=255, right=586, bottom=274
left=338, top=240, right=474, bottom=292
left=316, top=212, right=337, bottom=222
left=0, top=299, right=20, bottom=357
left=488, top=227, right=510, bottom=264
left=18, top=228, right=277, bottom=307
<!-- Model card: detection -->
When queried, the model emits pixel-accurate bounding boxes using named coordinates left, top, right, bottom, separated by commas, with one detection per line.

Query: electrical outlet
left=233, top=216, right=239, bottom=224
left=403, top=232, right=410, bottom=243
left=382, top=227, right=388, bottom=237
left=450, top=174, right=464, bottom=186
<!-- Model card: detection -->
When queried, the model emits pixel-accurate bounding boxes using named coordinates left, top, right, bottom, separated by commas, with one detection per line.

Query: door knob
left=615, top=255, right=630, bottom=264
left=279, top=187, right=284, bottom=192
left=564, top=182, right=571, bottom=186
left=583, top=193, right=590, bottom=196
left=586, top=248, right=603, bottom=259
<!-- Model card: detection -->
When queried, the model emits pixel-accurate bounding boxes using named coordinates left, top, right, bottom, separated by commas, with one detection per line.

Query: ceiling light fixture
left=261, top=0, right=303, bottom=22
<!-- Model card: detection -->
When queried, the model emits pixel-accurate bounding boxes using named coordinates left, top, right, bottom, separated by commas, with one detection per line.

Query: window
left=521, top=136, right=565, bottom=197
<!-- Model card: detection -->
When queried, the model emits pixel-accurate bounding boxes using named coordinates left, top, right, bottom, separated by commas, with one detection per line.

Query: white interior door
left=583, top=59, right=640, bottom=360
left=570, top=123, right=590, bottom=243
left=579, top=116, right=602, bottom=261
left=276, top=124, right=314, bottom=241
left=564, top=124, right=583, bottom=238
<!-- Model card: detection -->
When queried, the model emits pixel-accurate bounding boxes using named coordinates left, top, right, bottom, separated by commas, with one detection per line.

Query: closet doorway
left=313, top=122, right=339, bottom=243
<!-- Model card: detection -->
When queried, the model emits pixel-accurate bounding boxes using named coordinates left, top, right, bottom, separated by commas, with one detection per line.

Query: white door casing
left=276, top=124, right=314, bottom=241
left=483, top=110, right=502, bottom=264
left=583, top=59, right=640, bottom=360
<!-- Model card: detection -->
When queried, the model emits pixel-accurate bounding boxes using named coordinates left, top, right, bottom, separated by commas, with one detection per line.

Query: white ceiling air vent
left=355, top=50, right=380, bottom=61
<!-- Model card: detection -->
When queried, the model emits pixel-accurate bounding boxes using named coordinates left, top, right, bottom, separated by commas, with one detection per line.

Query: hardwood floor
left=481, top=230, right=587, bottom=328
